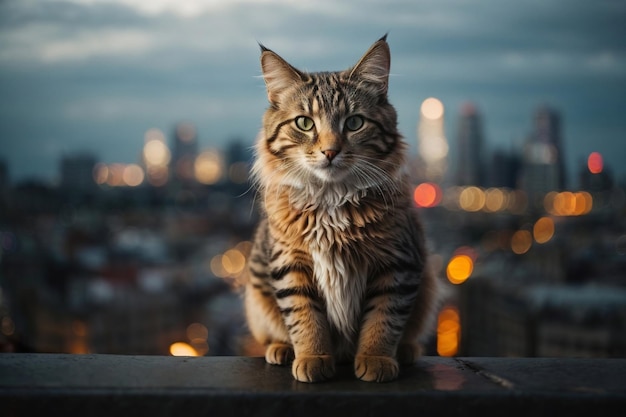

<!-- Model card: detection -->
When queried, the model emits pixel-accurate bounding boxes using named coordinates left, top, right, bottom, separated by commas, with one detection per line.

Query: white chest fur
left=310, top=244, right=367, bottom=347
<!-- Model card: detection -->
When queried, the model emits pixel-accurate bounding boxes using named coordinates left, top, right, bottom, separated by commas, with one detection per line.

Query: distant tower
left=521, top=105, right=566, bottom=208
left=170, top=121, right=198, bottom=185
left=455, top=102, right=485, bottom=186
left=417, top=97, right=448, bottom=183
left=532, top=105, right=566, bottom=189
left=489, top=147, right=522, bottom=189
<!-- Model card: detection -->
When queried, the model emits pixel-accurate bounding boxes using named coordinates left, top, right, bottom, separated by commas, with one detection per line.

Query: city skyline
left=0, top=1, right=625, bottom=184
left=2, top=100, right=618, bottom=193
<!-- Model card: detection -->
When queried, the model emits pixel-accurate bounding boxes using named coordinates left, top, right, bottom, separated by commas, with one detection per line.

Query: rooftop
left=1, top=354, right=625, bottom=416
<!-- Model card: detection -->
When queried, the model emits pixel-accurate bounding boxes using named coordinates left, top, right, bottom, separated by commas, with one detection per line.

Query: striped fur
left=245, top=36, right=438, bottom=383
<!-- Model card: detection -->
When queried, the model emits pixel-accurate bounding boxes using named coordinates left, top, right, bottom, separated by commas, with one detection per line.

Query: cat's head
left=255, top=35, right=405, bottom=192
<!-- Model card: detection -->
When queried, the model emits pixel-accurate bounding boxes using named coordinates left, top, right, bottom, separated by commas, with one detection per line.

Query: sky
left=0, top=0, right=625, bottom=186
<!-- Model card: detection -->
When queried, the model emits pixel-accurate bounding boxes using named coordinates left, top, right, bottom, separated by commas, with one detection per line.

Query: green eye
left=295, top=116, right=315, bottom=131
left=345, top=115, right=364, bottom=131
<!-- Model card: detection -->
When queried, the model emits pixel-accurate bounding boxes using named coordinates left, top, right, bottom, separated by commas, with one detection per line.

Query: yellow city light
left=511, top=230, right=532, bottom=254
left=169, top=342, right=198, bottom=357
left=446, top=254, right=473, bottom=285
left=533, top=217, right=555, bottom=244
left=437, top=305, right=460, bottom=357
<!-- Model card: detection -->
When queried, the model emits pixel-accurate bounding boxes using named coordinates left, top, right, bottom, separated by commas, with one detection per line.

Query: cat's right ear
left=260, top=45, right=304, bottom=104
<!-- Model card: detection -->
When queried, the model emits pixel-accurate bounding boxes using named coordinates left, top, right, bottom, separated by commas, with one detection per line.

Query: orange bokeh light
left=533, top=216, right=555, bottom=244
left=169, top=342, right=199, bottom=357
left=545, top=191, right=592, bottom=216
left=437, top=305, right=461, bottom=357
left=446, top=254, right=474, bottom=285
left=511, top=230, right=532, bottom=254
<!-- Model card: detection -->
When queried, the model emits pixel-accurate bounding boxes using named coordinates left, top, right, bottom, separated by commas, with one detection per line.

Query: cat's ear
left=348, top=35, right=391, bottom=95
left=260, top=45, right=304, bottom=104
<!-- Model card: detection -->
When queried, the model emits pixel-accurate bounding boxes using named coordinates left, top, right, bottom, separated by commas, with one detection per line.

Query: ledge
left=1, top=354, right=625, bottom=416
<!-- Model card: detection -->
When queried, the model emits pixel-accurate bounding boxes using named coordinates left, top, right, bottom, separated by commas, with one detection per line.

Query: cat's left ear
left=348, top=35, right=391, bottom=95
left=260, top=45, right=305, bottom=104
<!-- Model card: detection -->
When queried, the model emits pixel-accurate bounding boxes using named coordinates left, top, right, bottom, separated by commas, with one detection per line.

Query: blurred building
left=170, top=122, right=198, bottom=185
left=488, top=147, right=522, bottom=189
left=224, top=140, right=252, bottom=185
left=456, top=102, right=486, bottom=187
left=520, top=106, right=567, bottom=208
left=0, top=159, right=8, bottom=217
left=60, top=153, right=98, bottom=193
left=460, top=277, right=626, bottom=358
left=0, top=158, right=8, bottom=190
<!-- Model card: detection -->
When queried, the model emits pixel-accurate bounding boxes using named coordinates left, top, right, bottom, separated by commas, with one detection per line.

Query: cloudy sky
left=1, top=0, right=625, bottom=185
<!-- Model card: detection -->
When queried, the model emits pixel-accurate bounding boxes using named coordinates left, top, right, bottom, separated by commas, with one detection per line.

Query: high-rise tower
left=455, top=102, right=485, bottom=186
left=170, top=121, right=198, bottom=185
left=521, top=105, right=567, bottom=207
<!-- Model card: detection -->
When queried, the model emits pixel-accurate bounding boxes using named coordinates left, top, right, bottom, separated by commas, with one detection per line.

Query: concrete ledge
left=1, top=354, right=625, bottom=416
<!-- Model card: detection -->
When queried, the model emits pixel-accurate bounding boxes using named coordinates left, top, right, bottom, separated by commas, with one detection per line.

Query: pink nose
left=322, top=149, right=339, bottom=161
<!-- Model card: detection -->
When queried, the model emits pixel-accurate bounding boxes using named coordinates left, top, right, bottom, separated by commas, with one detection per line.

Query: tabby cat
left=245, top=35, right=438, bottom=383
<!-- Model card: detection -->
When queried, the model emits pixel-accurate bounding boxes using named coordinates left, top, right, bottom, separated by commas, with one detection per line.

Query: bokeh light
left=122, top=164, right=144, bottom=187
left=169, top=342, right=198, bottom=357
left=446, top=254, right=474, bottom=285
left=437, top=305, right=460, bottom=357
left=484, top=188, right=506, bottom=212
left=210, top=255, right=229, bottom=278
left=186, top=323, right=209, bottom=341
left=144, top=137, right=171, bottom=167
left=533, top=217, right=555, bottom=244
left=545, top=191, right=592, bottom=216
left=414, top=182, right=442, bottom=208
left=511, top=230, right=532, bottom=254
left=459, top=186, right=485, bottom=212
left=421, top=97, right=445, bottom=120
left=588, top=152, right=603, bottom=174
left=194, top=150, right=223, bottom=185
left=222, top=249, right=246, bottom=275
left=186, top=323, right=209, bottom=356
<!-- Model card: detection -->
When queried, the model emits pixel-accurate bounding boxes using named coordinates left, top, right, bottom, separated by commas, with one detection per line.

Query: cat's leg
left=354, top=271, right=421, bottom=382
left=397, top=264, right=439, bottom=365
left=269, top=258, right=335, bottom=382
left=245, top=220, right=294, bottom=365
left=244, top=282, right=293, bottom=364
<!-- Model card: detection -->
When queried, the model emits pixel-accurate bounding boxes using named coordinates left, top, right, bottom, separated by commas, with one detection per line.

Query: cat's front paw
left=265, top=342, right=294, bottom=365
left=292, top=355, right=335, bottom=383
left=354, top=355, right=399, bottom=382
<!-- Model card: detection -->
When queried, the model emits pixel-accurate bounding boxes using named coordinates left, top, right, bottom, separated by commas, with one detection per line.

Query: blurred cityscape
left=0, top=99, right=625, bottom=359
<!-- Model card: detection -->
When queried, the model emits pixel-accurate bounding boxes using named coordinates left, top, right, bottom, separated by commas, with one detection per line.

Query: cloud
left=1, top=0, right=625, bottom=183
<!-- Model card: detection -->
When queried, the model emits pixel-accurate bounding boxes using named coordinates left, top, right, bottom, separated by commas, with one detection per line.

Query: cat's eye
left=295, top=116, right=315, bottom=132
left=345, top=115, right=364, bottom=131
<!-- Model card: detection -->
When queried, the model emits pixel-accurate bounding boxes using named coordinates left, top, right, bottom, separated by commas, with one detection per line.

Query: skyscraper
left=455, top=102, right=485, bottom=187
left=170, top=122, right=198, bottom=185
left=521, top=105, right=567, bottom=207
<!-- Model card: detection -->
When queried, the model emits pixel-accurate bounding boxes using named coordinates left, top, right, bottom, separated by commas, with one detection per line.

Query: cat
left=244, top=35, right=438, bottom=383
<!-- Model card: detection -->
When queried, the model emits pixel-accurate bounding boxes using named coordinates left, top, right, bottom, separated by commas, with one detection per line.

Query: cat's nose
left=322, top=149, right=339, bottom=161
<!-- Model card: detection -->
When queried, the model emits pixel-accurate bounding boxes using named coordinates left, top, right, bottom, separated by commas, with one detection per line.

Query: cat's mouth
left=312, top=160, right=350, bottom=183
